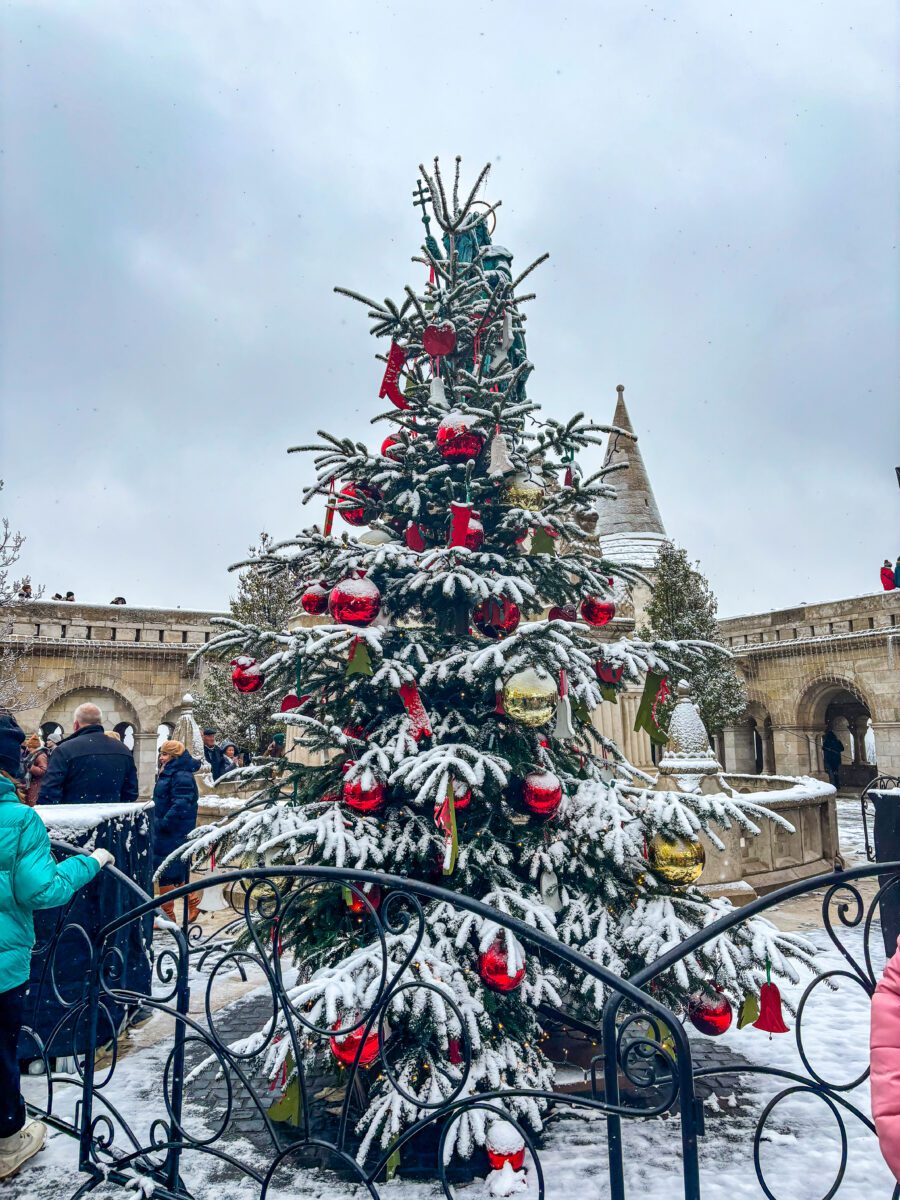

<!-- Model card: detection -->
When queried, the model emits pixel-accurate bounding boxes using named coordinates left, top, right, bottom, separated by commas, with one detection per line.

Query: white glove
left=90, top=848, right=115, bottom=869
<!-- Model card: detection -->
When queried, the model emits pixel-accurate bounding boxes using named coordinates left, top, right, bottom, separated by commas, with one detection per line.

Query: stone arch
left=794, top=674, right=876, bottom=792
left=794, top=675, right=875, bottom=730
left=35, top=671, right=154, bottom=733
left=41, top=684, right=142, bottom=741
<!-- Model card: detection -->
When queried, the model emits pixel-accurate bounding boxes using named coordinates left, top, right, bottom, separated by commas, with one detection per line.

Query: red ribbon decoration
left=399, top=679, right=432, bottom=740
left=323, top=478, right=337, bottom=537
left=651, top=676, right=671, bottom=726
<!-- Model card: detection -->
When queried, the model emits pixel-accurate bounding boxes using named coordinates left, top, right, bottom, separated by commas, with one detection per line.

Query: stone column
left=873, top=722, right=900, bottom=776
left=771, top=725, right=816, bottom=779
left=722, top=723, right=756, bottom=773
left=134, top=731, right=159, bottom=800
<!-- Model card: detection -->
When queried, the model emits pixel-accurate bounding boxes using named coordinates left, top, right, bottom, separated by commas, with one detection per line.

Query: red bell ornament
left=329, top=1021, right=381, bottom=1068
left=522, top=769, right=562, bottom=817
left=478, top=939, right=526, bottom=994
left=342, top=776, right=387, bottom=814
left=548, top=604, right=577, bottom=622
left=754, top=980, right=789, bottom=1035
left=337, top=482, right=378, bottom=527
left=231, top=656, right=263, bottom=693
left=595, top=662, right=625, bottom=686
left=422, top=321, right=457, bottom=358
left=300, top=582, right=329, bottom=615
left=687, top=989, right=733, bottom=1037
left=473, top=596, right=520, bottom=638
left=436, top=412, right=486, bottom=462
left=329, top=577, right=381, bottom=627
left=580, top=596, right=616, bottom=627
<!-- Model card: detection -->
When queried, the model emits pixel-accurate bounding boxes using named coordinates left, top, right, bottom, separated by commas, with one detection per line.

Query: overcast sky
left=1, top=1, right=897, bottom=619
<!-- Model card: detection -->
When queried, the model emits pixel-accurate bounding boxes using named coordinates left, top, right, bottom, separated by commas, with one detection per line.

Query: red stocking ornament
left=379, top=341, right=409, bottom=410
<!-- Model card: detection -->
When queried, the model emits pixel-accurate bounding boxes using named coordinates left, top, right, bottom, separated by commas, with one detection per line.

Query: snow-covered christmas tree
left=187, top=159, right=810, bottom=1167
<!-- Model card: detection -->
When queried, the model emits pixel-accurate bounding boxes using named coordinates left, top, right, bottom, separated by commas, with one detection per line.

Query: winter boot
left=0, top=1121, right=47, bottom=1179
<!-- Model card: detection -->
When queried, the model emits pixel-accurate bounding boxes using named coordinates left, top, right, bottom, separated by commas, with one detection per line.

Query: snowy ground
left=9, top=801, right=891, bottom=1199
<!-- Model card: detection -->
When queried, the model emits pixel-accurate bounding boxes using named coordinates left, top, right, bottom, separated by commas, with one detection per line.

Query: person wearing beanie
left=266, top=732, right=286, bottom=758
left=0, top=766, right=114, bottom=1179
left=21, top=736, right=48, bottom=808
left=152, top=739, right=201, bottom=923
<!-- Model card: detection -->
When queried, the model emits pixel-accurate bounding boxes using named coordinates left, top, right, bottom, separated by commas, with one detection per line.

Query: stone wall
left=3, top=599, right=224, bottom=796
left=717, top=590, right=900, bottom=783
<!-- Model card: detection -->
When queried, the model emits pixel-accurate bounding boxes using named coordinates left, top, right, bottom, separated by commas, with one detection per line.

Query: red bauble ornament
left=548, top=604, right=577, bottom=622
left=473, top=596, right=520, bottom=638
left=580, top=596, right=616, bottom=627
left=522, top=769, right=562, bottom=817
left=478, top=940, right=526, bottom=994
left=687, top=990, right=733, bottom=1037
left=464, top=517, right=484, bottom=552
left=346, top=884, right=381, bottom=914
left=453, top=781, right=471, bottom=810
left=231, top=656, right=263, bottom=693
left=595, top=662, right=625, bottom=686
left=486, top=1119, right=526, bottom=1171
left=342, top=776, right=387, bottom=814
left=329, top=577, right=381, bottom=627
left=329, top=1021, right=381, bottom=1068
left=301, top=582, right=329, bottom=615
left=436, top=412, right=485, bottom=462
left=422, top=321, right=457, bottom=358
left=381, top=435, right=402, bottom=460
left=338, top=483, right=378, bottom=527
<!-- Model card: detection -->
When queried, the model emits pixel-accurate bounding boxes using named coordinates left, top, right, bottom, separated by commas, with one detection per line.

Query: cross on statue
left=412, top=178, right=432, bottom=238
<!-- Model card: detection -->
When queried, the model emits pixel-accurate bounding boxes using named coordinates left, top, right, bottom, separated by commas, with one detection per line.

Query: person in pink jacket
left=872, top=939, right=900, bottom=1181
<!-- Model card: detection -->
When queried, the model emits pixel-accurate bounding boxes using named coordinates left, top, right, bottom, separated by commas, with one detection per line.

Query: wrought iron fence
left=21, top=848, right=900, bottom=1200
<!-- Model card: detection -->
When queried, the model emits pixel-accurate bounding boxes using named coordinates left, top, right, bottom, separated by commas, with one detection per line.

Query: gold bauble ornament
left=502, top=667, right=557, bottom=728
left=647, top=833, right=705, bottom=886
left=502, top=473, right=544, bottom=512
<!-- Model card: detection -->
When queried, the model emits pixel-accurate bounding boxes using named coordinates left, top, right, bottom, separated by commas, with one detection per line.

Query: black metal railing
left=22, top=850, right=900, bottom=1199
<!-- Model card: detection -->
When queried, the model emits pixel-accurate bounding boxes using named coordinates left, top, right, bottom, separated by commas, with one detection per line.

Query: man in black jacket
left=40, top=703, right=139, bottom=805
left=201, top=729, right=227, bottom=781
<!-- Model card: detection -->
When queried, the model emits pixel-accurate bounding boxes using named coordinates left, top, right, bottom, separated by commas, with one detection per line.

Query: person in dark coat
left=39, top=703, right=139, bottom=806
left=152, top=740, right=201, bottom=922
left=895, top=557, right=900, bottom=589
left=882, top=560, right=897, bottom=591
left=219, top=742, right=239, bottom=774
left=0, top=715, right=25, bottom=781
left=201, top=729, right=227, bottom=780
left=823, top=728, right=844, bottom=789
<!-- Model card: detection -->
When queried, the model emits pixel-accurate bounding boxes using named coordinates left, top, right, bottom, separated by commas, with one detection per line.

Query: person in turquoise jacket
left=0, top=769, right=113, bottom=1180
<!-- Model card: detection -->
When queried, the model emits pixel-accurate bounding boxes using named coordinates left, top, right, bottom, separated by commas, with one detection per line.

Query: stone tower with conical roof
left=596, top=384, right=667, bottom=569
left=596, top=385, right=668, bottom=631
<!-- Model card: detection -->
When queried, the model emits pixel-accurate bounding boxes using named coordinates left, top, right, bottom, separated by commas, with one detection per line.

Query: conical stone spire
left=596, top=385, right=667, bottom=567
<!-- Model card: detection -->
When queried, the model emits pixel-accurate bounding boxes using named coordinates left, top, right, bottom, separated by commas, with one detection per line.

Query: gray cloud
left=1, top=0, right=897, bottom=616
